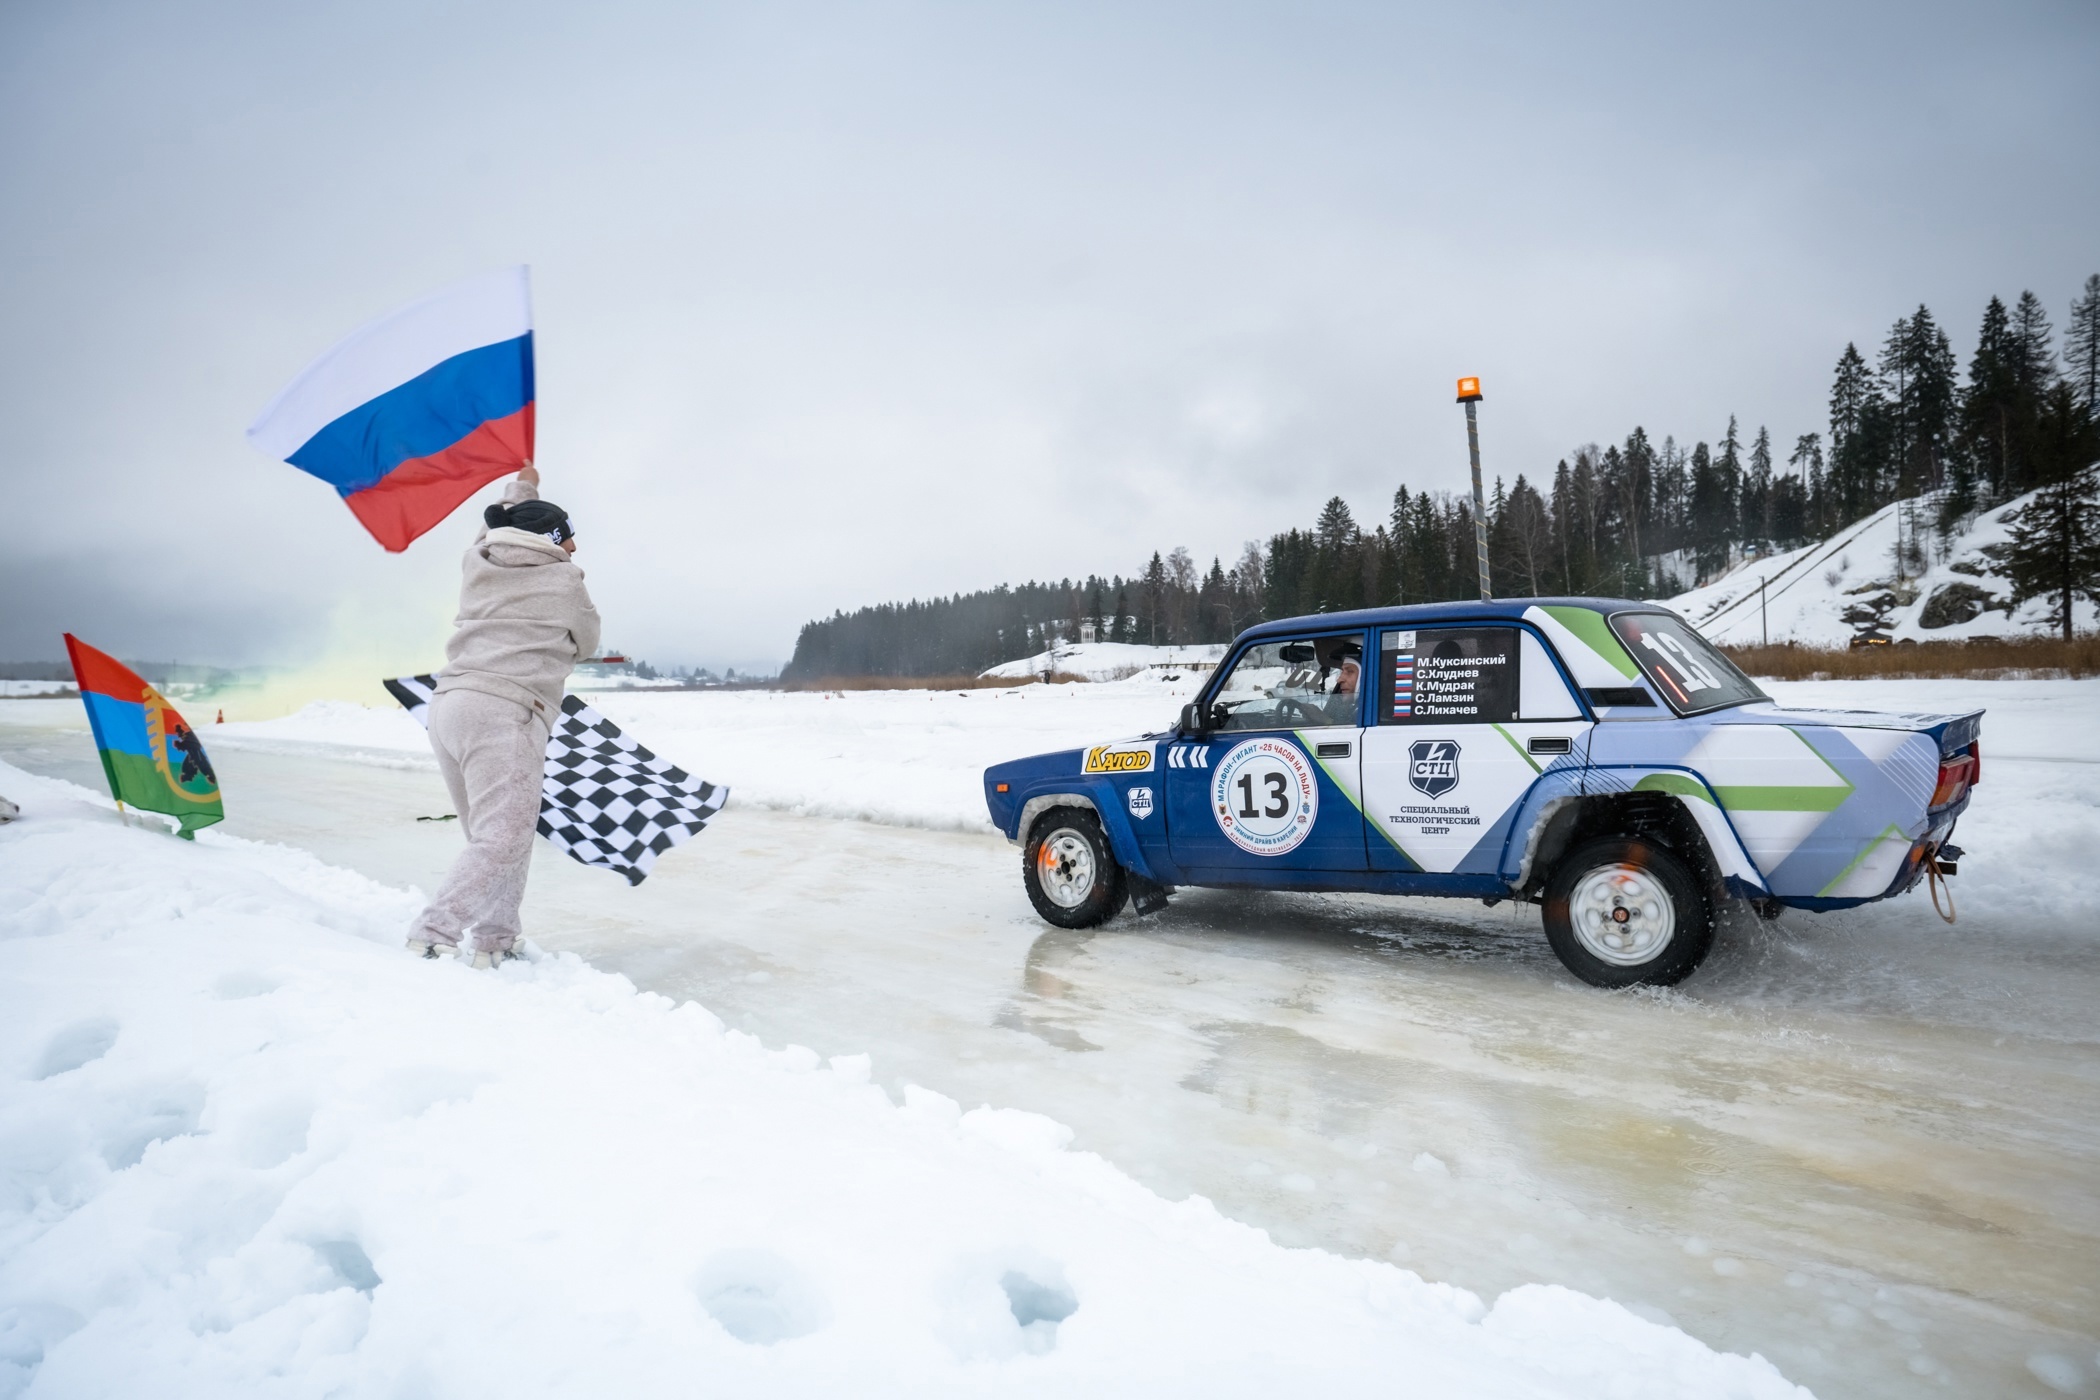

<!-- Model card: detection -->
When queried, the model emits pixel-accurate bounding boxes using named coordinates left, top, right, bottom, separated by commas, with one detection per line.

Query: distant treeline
left=0, top=660, right=238, bottom=685
left=784, top=277, right=2100, bottom=679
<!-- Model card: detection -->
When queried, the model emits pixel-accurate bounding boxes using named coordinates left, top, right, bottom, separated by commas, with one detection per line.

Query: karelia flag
left=63, top=634, right=224, bottom=839
left=246, top=267, right=535, bottom=552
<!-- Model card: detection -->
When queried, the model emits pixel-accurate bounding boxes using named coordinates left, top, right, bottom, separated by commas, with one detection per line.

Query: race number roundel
left=1211, top=738, right=1319, bottom=856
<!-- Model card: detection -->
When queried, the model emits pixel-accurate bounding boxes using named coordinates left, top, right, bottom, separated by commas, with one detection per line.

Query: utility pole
left=1457, top=376, right=1491, bottom=600
left=1760, top=574, right=1768, bottom=646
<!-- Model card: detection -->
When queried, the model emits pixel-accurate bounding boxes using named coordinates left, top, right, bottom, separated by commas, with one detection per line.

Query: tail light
left=1930, top=752, right=1976, bottom=809
left=1969, top=741, right=1981, bottom=785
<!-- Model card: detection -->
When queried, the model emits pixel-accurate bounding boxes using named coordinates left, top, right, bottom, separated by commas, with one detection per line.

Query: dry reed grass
left=1721, top=635, right=2100, bottom=681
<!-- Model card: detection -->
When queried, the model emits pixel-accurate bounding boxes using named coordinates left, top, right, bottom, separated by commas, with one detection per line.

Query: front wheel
left=1542, top=837, right=1715, bottom=988
left=1022, top=807, right=1127, bottom=928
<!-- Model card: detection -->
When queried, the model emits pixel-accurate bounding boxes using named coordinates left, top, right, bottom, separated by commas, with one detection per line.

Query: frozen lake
left=3, top=677, right=2096, bottom=1399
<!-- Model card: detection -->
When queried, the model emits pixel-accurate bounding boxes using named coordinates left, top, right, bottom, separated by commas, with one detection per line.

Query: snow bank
left=0, top=761, right=1808, bottom=1398
left=980, top=642, right=1226, bottom=682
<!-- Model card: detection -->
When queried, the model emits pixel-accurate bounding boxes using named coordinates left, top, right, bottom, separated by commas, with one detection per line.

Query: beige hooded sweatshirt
left=434, top=478, right=602, bottom=723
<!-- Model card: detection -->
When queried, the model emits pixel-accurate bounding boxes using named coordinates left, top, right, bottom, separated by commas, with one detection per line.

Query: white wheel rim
left=1569, top=862, right=1676, bottom=966
left=1037, top=830, right=1097, bottom=909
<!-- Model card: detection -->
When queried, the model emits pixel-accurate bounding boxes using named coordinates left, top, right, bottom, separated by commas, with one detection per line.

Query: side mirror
left=1179, top=703, right=1206, bottom=735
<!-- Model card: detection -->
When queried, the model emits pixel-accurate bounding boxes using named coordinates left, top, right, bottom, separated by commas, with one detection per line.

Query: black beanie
left=485, top=499, right=574, bottom=545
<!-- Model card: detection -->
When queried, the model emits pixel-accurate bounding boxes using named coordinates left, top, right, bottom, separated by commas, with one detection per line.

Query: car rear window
left=1607, top=613, right=1766, bottom=715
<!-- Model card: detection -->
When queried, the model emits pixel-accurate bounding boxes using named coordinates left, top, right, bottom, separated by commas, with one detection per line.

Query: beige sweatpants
left=410, top=688, right=550, bottom=952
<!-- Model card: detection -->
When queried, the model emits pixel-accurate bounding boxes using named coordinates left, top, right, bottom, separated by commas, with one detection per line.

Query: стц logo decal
left=1408, top=740, right=1460, bottom=798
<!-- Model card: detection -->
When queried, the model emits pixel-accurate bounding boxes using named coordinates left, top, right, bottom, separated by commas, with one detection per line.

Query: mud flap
left=1127, top=871, right=1174, bottom=916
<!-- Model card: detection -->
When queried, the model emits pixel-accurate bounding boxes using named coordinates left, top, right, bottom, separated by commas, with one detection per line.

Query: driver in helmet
left=1322, top=640, right=1363, bottom=722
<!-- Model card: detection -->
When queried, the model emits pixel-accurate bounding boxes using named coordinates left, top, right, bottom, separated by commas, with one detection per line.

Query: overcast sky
left=3, top=0, right=2096, bottom=675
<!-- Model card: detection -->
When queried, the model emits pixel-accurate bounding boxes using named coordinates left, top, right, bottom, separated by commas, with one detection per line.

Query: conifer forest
left=785, top=276, right=2100, bottom=678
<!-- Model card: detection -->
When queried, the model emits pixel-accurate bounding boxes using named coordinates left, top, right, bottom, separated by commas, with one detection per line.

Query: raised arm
left=505, top=462, right=540, bottom=504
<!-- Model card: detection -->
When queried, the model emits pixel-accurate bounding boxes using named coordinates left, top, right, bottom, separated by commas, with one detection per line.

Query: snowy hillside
left=0, top=762, right=1811, bottom=1399
left=980, top=642, right=1226, bottom=682
left=1666, top=490, right=2093, bottom=646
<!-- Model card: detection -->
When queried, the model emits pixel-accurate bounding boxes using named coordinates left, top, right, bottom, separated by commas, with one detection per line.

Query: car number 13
left=1210, top=738, right=1320, bottom=857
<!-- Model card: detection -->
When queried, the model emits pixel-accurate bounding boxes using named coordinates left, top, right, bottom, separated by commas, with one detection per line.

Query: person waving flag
left=247, top=267, right=536, bottom=551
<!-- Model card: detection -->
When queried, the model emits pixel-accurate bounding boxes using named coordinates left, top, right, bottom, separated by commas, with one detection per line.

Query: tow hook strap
left=1925, top=843, right=1957, bottom=924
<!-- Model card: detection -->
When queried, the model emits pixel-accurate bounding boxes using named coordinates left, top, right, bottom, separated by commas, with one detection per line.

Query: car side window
left=1378, top=627, right=1519, bottom=724
left=1518, top=630, right=1584, bottom=719
left=1208, top=635, right=1366, bottom=732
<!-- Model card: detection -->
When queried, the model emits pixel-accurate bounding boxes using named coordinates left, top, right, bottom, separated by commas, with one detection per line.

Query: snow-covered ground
left=980, top=642, right=1226, bottom=682
left=1666, top=491, right=2098, bottom=646
left=5, top=676, right=2098, bottom=1398
left=0, top=763, right=1806, bottom=1398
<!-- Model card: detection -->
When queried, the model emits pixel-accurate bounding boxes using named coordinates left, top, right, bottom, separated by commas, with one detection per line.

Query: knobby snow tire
left=1022, top=807, right=1128, bottom=929
left=1542, top=837, right=1715, bottom=988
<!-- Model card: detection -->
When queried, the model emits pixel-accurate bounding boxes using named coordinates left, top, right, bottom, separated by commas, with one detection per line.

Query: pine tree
left=1983, top=382, right=2100, bottom=640
left=2066, top=274, right=2100, bottom=415
left=1957, top=296, right=2019, bottom=502
left=1718, top=417, right=1743, bottom=490
left=1653, top=435, right=1688, bottom=556
left=1199, top=558, right=1230, bottom=641
left=1687, top=440, right=1733, bottom=578
left=1742, top=425, right=1773, bottom=543
left=1615, top=428, right=1655, bottom=567
left=1789, top=432, right=1824, bottom=534
left=1827, top=343, right=1887, bottom=522
left=2011, top=290, right=2057, bottom=396
left=1264, top=529, right=1313, bottom=618
left=1140, top=552, right=1168, bottom=643
left=1881, top=306, right=1957, bottom=493
left=1309, top=496, right=1360, bottom=612
left=1112, top=587, right=1132, bottom=644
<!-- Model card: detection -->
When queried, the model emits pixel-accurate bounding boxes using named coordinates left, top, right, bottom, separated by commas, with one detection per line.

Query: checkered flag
left=385, top=674, right=729, bottom=885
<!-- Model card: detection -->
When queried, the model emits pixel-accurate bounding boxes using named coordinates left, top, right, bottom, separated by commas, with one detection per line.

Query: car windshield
left=1608, top=612, right=1766, bottom=714
left=1207, top=635, right=1364, bottom=732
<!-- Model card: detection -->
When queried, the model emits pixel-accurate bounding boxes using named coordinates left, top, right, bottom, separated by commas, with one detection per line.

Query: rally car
left=982, top=600, right=1982, bottom=987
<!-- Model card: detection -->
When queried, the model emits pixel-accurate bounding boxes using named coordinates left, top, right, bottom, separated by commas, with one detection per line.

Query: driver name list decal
left=1384, top=628, right=1519, bottom=725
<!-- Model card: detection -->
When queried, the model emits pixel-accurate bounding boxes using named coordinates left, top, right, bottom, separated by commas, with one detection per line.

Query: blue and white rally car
left=982, top=600, right=1983, bottom=987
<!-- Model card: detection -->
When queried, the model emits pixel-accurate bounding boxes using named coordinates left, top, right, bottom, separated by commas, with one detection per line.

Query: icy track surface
left=0, top=766, right=1804, bottom=1399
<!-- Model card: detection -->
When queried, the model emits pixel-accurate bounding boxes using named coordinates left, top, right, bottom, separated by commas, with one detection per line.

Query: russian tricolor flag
left=247, top=267, right=535, bottom=552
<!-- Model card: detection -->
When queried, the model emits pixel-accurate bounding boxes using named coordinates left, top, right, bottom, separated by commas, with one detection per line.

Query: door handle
left=1316, top=742, right=1352, bottom=758
left=1527, top=736, right=1574, bottom=756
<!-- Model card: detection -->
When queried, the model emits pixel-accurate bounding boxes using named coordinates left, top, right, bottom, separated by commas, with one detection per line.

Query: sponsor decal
left=1083, top=744, right=1153, bottom=774
left=1408, top=739, right=1460, bottom=798
left=1128, top=786, right=1155, bottom=819
left=1211, top=737, right=1319, bottom=856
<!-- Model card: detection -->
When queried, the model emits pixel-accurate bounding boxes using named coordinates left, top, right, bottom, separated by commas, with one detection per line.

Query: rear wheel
left=1022, top=807, right=1127, bottom=928
left=1543, top=837, right=1714, bottom=987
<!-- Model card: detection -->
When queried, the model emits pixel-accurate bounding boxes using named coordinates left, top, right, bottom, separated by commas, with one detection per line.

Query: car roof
left=1237, top=597, right=1663, bottom=643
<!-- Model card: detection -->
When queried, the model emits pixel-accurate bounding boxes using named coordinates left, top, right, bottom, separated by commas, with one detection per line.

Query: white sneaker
left=407, top=937, right=459, bottom=960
